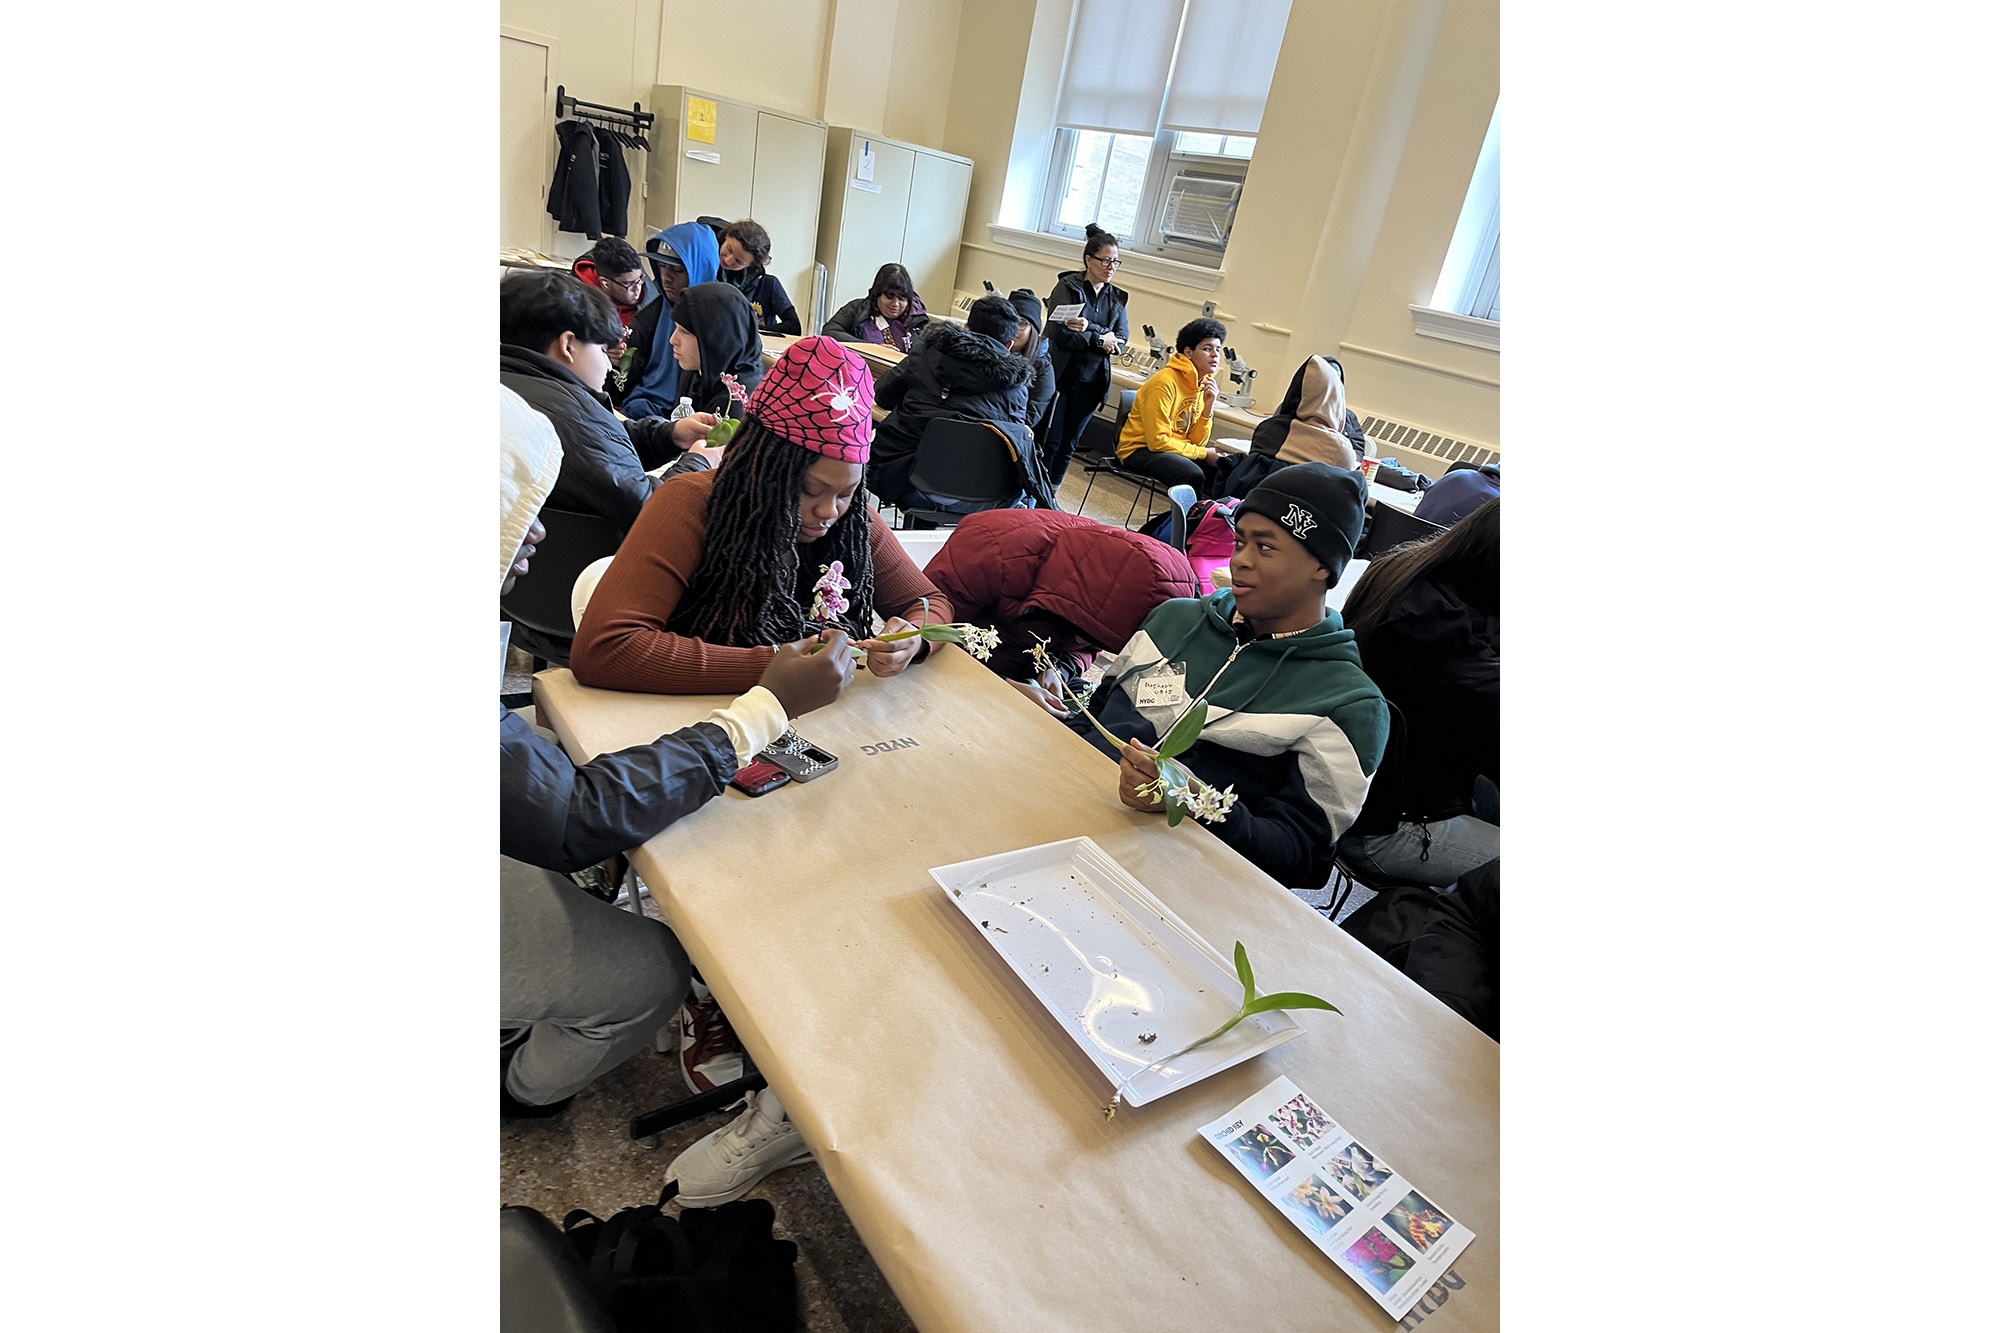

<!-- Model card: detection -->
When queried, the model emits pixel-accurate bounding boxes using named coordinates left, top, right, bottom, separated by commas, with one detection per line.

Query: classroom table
left=531, top=650, right=1497, bottom=1332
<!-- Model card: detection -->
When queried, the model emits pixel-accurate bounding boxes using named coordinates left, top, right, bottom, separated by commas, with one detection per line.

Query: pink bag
left=1183, top=498, right=1240, bottom=595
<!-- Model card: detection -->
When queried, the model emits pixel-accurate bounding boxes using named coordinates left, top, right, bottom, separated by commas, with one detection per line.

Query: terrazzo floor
left=499, top=460, right=1323, bottom=1330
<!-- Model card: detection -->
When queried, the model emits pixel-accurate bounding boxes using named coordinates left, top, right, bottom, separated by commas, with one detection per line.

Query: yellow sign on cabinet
left=687, top=97, right=717, bottom=144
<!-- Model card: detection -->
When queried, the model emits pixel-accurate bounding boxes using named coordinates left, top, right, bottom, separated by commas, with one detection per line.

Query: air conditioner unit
left=1159, top=174, right=1240, bottom=249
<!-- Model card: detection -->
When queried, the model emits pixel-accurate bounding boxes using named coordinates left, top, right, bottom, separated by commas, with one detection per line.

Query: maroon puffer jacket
left=926, top=509, right=1199, bottom=680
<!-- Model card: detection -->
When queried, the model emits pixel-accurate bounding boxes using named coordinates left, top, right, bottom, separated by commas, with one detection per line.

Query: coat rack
left=554, top=86, right=655, bottom=152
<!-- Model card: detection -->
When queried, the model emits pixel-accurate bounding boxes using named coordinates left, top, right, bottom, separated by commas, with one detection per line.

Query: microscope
left=1136, top=323, right=1170, bottom=372
left=1221, top=346, right=1258, bottom=409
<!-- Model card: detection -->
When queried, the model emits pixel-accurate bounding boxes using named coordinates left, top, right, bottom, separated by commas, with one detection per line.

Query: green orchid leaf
left=1156, top=701, right=1208, bottom=760
left=1234, top=941, right=1255, bottom=1002
left=1164, top=794, right=1185, bottom=827
left=705, top=418, right=740, bottom=449
left=1243, top=991, right=1342, bottom=1016
left=918, top=623, right=963, bottom=644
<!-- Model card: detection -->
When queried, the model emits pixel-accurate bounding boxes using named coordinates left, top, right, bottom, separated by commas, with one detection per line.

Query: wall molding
left=1339, top=339, right=1501, bottom=389
left=1408, top=304, right=1499, bottom=352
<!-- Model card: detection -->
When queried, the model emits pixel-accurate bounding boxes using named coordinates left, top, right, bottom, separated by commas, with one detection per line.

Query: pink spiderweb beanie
left=743, top=336, right=876, bottom=462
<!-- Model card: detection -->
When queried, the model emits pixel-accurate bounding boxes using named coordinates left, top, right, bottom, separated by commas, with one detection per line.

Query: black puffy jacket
left=499, top=346, right=707, bottom=532
left=868, top=320, right=1036, bottom=503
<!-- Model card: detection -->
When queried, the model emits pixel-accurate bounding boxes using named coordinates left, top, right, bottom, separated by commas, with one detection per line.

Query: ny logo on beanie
left=1281, top=504, right=1318, bottom=542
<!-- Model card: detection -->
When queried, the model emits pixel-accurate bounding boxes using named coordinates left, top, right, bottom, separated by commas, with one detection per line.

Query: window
left=1037, top=0, right=1291, bottom=268
left=1429, top=102, right=1501, bottom=324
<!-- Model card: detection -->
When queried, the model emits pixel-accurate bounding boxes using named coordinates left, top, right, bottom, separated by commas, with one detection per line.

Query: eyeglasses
left=1088, top=254, right=1121, bottom=269
left=602, top=275, right=645, bottom=293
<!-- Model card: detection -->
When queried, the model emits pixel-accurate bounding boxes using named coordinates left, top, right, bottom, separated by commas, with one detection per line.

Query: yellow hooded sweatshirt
left=1117, top=351, right=1214, bottom=462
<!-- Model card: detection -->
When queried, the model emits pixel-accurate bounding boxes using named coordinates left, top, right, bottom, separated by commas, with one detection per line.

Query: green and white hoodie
left=1080, top=590, right=1388, bottom=891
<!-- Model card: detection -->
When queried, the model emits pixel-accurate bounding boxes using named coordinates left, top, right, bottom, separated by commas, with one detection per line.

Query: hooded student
left=1073, top=462, right=1388, bottom=895
left=665, top=282, right=766, bottom=417
left=1216, top=356, right=1370, bottom=499
left=619, top=220, right=722, bottom=418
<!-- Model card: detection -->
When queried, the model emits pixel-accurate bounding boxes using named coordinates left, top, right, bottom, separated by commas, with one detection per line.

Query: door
left=750, top=112, right=828, bottom=326
left=500, top=31, right=555, bottom=253
left=674, top=94, right=758, bottom=230
left=902, top=152, right=972, bottom=314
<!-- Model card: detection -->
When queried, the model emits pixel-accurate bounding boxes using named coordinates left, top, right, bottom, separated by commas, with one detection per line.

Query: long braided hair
left=666, top=415, right=876, bottom=646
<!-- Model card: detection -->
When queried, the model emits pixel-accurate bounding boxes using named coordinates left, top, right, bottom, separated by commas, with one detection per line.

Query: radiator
left=1356, top=414, right=1499, bottom=480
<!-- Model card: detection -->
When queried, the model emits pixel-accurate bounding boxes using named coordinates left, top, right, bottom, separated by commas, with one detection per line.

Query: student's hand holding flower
left=858, top=617, right=923, bottom=678
left=671, top=412, right=720, bottom=446
left=1118, top=740, right=1167, bottom=813
left=760, top=630, right=854, bottom=715
left=1009, top=666, right=1072, bottom=719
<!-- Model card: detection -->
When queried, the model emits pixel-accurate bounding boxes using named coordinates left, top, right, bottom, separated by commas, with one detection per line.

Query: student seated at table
left=867, top=293, right=1040, bottom=512
left=1116, top=317, right=1229, bottom=493
left=571, top=336, right=954, bottom=694
left=619, top=220, right=722, bottom=418
left=716, top=218, right=802, bottom=336
left=1335, top=497, right=1498, bottom=888
left=1212, top=355, right=1368, bottom=500
left=498, top=385, right=854, bottom=1120
left=665, top=281, right=766, bottom=416
left=1006, top=288, right=1057, bottom=436
left=569, top=236, right=650, bottom=385
left=821, top=262, right=928, bottom=352
left=925, top=507, right=1199, bottom=717
left=1073, top=463, right=1388, bottom=896
left=500, top=271, right=720, bottom=533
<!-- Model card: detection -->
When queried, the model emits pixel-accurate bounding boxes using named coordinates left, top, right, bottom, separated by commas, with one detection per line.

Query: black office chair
left=501, top=507, right=626, bottom=670
left=1354, top=504, right=1447, bottom=561
left=896, top=418, right=1028, bottom=528
left=1076, top=389, right=1179, bottom=528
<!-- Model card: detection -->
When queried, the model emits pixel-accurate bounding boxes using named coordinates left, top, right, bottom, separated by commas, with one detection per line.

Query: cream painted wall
left=657, top=0, right=830, bottom=118
left=500, top=0, right=664, bottom=249
left=823, top=0, right=898, bottom=133
left=882, top=0, right=962, bottom=149
left=942, top=0, right=1499, bottom=449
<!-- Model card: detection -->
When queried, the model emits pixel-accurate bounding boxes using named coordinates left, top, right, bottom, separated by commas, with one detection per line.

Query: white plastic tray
left=931, top=837, right=1302, bottom=1107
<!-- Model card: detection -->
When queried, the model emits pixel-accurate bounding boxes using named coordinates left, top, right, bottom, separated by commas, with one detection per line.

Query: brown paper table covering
left=532, top=645, right=1497, bottom=1332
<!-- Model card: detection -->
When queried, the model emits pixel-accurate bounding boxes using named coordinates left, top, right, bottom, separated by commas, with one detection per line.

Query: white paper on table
left=1050, top=302, right=1084, bottom=323
left=1199, top=1076, right=1475, bottom=1321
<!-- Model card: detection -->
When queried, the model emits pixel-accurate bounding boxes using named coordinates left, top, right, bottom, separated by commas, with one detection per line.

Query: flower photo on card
left=1342, top=1227, right=1418, bottom=1296
left=1224, top=1123, right=1294, bottom=1179
left=1270, top=1092, right=1334, bottom=1148
left=1281, top=1174, right=1351, bottom=1235
left=1328, top=1140, right=1391, bottom=1202
left=1382, top=1189, right=1454, bottom=1255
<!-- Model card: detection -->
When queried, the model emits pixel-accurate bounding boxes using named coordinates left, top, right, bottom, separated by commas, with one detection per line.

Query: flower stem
left=1104, top=1009, right=1249, bottom=1120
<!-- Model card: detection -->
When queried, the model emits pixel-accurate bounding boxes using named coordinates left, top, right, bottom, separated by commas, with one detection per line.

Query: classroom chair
left=1353, top=504, right=1448, bottom=561
left=896, top=418, right=1030, bottom=529
left=501, top=507, right=625, bottom=670
left=1076, top=389, right=1177, bottom=529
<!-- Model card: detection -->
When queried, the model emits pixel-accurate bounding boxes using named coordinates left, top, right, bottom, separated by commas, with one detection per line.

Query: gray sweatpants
left=500, top=856, right=691, bottom=1106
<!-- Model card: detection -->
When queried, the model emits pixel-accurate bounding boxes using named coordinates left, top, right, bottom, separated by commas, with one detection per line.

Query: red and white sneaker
left=676, top=977, right=746, bottom=1094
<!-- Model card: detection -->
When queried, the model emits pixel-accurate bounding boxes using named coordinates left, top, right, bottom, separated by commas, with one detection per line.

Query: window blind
left=1053, top=0, right=1186, bottom=137
left=1159, top=0, right=1292, bottom=136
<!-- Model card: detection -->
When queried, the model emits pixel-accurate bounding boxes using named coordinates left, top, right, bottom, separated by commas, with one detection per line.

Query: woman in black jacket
left=1040, top=223, right=1129, bottom=489
left=1337, top=498, right=1499, bottom=887
left=822, top=262, right=929, bottom=351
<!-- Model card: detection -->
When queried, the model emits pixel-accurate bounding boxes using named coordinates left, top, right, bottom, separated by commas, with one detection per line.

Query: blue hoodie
left=621, top=221, right=723, bottom=418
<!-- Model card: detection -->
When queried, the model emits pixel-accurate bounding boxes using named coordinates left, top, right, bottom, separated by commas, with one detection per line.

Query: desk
left=531, top=651, right=1497, bottom=1332
left=761, top=332, right=905, bottom=376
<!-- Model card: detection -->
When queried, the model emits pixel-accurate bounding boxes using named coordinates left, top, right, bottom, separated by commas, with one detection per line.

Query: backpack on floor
left=1136, top=495, right=1239, bottom=596
left=557, top=1189, right=798, bottom=1333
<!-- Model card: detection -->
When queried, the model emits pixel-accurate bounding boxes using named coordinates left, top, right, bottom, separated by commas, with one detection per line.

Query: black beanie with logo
left=1236, top=462, right=1369, bottom=584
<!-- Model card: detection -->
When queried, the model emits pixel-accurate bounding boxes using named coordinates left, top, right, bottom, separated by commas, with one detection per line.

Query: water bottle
left=668, top=396, right=695, bottom=422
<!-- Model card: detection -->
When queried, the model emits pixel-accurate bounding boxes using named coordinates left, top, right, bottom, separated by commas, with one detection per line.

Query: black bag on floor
left=555, top=1189, right=798, bottom=1333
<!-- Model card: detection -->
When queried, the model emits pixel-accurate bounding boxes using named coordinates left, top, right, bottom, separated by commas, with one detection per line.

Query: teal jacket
left=1080, top=590, right=1388, bottom=891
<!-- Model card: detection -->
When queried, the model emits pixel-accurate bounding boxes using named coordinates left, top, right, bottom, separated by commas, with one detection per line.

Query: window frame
left=1037, top=126, right=1254, bottom=269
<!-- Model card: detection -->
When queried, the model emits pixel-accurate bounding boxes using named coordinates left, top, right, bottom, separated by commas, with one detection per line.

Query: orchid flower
left=704, top=374, right=753, bottom=450
left=1105, top=941, right=1340, bottom=1120
left=809, top=561, right=851, bottom=624
left=1029, top=636, right=1235, bottom=828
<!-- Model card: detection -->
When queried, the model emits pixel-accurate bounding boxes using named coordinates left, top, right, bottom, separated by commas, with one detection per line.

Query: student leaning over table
left=1071, top=463, right=1389, bottom=895
left=716, top=217, right=803, bottom=336
left=571, top=336, right=953, bottom=694
left=619, top=219, right=722, bottom=418
left=497, top=385, right=854, bottom=1119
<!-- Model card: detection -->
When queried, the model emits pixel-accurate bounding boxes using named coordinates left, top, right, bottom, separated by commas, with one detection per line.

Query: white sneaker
left=667, top=1088, right=813, bottom=1207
